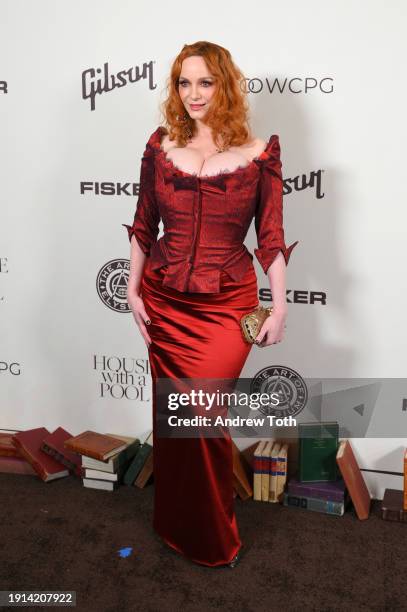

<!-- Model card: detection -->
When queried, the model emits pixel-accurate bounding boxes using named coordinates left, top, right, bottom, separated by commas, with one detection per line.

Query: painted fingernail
left=146, top=320, right=151, bottom=325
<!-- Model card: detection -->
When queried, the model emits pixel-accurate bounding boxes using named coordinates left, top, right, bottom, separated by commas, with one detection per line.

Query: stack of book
left=64, top=431, right=154, bottom=491
left=4, top=427, right=81, bottom=482
left=284, top=477, right=349, bottom=516
left=253, top=439, right=288, bottom=503
left=283, top=422, right=371, bottom=520
left=0, top=429, right=37, bottom=476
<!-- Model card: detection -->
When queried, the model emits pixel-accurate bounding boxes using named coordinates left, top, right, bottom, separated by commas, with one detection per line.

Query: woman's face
left=178, top=55, right=216, bottom=121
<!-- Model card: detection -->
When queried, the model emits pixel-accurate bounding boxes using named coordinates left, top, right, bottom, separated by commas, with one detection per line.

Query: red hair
left=159, top=41, right=252, bottom=149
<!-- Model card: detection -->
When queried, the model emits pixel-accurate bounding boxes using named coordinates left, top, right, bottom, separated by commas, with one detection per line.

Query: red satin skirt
left=140, top=260, right=258, bottom=567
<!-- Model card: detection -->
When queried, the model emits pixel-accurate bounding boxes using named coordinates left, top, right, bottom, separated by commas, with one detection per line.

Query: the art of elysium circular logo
left=250, top=365, right=308, bottom=418
left=96, top=259, right=130, bottom=312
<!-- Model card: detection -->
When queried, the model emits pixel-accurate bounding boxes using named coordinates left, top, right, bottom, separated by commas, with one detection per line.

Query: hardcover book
left=0, top=433, right=21, bottom=458
left=253, top=440, right=266, bottom=501
left=261, top=440, right=273, bottom=502
left=287, top=476, right=347, bottom=503
left=12, top=428, right=70, bottom=482
left=81, top=435, right=141, bottom=474
left=276, top=444, right=288, bottom=503
left=299, top=422, right=339, bottom=482
left=123, top=431, right=153, bottom=486
left=134, top=449, right=154, bottom=488
left=283, top=492, right=346, bottom=516
left=381, top=488, right=407, bottom=523
left=42, top=427, right=82, bottom=477
left=336, top=440, right=371, bottom=520
left=83, top=477, right=120, bottom=492
left=0, top=455, right=37, bottom=475
left=269, top=442, right=281, bottom=502
left=64, top=430, right=128, bottom=461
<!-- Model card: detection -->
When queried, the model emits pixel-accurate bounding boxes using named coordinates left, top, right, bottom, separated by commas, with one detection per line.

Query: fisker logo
left=97, top=259, right=131, bottom=312
left=250, top=365, right=308, bottom=418
left=80, top=182, right=139, bottom=196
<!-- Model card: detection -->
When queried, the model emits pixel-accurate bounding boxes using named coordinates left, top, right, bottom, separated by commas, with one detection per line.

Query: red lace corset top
left=123, top=126, right=299, bottom=293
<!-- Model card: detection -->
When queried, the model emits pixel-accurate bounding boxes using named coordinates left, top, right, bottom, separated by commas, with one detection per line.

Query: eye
left=201, top=80, right=213, bottom=87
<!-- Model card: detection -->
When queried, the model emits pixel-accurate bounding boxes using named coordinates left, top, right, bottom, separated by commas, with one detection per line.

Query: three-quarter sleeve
left=254, top=135, right=299, bottom=274
left=122, top=136, right=160, bottom=256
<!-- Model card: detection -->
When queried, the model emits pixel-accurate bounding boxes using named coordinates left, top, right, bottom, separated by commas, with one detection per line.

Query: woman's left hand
left=255, top=309, right=287, bottom=348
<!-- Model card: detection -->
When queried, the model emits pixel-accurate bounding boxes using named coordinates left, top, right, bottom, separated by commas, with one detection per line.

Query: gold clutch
left=240, top=304, right=273, bottom=344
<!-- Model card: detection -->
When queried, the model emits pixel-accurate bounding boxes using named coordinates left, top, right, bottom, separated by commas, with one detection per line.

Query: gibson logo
left=82, top=60, right=156, bottom=111
left=284, top=169, right=325, bottom=199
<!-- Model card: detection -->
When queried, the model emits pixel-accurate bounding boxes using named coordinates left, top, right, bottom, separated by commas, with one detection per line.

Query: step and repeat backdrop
left=1, top=1, right=406, bottom=498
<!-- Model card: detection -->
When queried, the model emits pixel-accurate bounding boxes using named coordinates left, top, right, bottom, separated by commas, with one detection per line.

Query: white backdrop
left=1, top=0, right=406, bottom=499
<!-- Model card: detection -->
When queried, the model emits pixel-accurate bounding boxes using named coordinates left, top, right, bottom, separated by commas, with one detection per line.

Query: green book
left=298, top=422, right=339, bottom=482
left=123, top=431, right=153, bottom=486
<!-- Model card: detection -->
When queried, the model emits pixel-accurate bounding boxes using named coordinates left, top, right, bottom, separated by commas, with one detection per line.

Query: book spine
left=269, top=454, right=280, bottom=503
left=283, top=493, right=345, bottom=516
left=123, top=444, right=150, bottom=485
left=253, top=452, right=263, bottom=501
left=276, top=455, right=287, bottom=502
left=42, top=444, right=77, bottom=473
left=261, top=454, right=270, bottom=502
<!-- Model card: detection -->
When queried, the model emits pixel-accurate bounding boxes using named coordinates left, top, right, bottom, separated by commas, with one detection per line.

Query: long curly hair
left=159, top=41, right=252, bottom=150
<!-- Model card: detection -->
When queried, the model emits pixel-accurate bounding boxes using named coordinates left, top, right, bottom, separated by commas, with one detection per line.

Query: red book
left=0, top=433, right=21, bottom=458
left=0, top=455, right=37, bottom=475
left=12, top=428, right=70, bottom=482
left=336, top=440, right=371, bottom=520
left=42, top=427, right=82, bottom=477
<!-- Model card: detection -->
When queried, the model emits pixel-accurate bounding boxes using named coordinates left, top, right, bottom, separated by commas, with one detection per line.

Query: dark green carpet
left=0, top=473, right=405, bottom=612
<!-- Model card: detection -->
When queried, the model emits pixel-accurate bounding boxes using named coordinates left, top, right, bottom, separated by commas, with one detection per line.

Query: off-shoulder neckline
left=149, top=126, right=278, bottom=180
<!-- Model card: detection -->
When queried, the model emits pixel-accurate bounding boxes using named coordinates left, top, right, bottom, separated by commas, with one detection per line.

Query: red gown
left=123, top=126, right=298, bottom=567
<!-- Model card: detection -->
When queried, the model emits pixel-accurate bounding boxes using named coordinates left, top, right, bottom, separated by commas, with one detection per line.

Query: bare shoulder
left=251, top=136, right=268, bottom=156
left=234, top=136, right=268, bottom=160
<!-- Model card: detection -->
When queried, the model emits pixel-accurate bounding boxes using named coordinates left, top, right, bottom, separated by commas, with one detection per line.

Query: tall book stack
left=64, top=431, right=143, bottom=491
left=284, top=425, right=372, bottom=520
left=253, top=439, right=288, bottom=503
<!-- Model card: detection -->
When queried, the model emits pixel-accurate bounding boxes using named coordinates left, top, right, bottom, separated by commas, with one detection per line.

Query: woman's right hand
left=127, top=293, right=152, bottom=347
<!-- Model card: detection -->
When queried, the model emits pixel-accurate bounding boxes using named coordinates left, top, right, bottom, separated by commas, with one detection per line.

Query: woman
left=123, top=41, right=298, bottom=568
